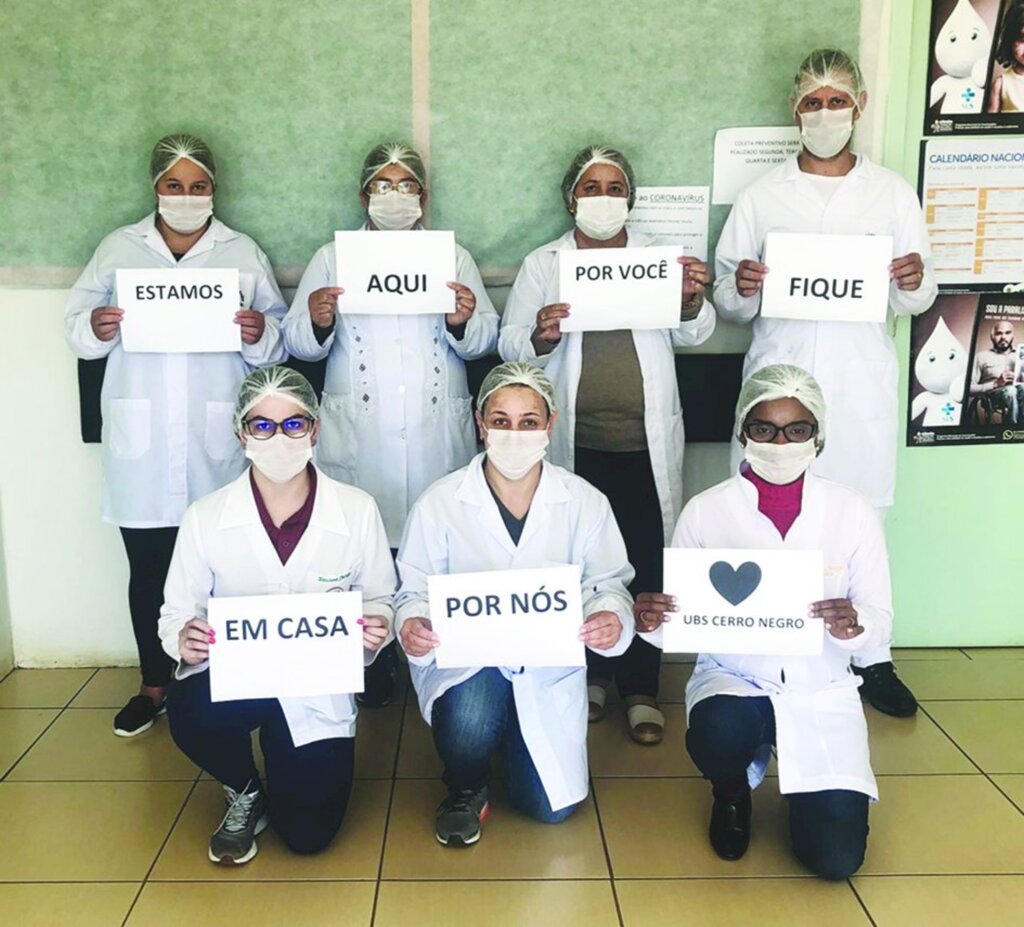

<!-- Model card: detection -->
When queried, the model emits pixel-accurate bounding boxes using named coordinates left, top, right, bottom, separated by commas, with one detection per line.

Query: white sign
left=116, top=268, right=241, bottom=353
left=920, top=137, right=1024, bottom=288
left=428, top=566, right=585, bottom=669
left=334, top=230, right=457, bottom=315
left=626, top=186, right=710, bottom=259
left=760, top=232, right=893, bottom=323
left=662, top=548, right=824, bottom=656
left=558, top=245, right=682, bottom=333
left=712, top=127, right=802, bottom=205
left=207, top=592, right=365, bottom=702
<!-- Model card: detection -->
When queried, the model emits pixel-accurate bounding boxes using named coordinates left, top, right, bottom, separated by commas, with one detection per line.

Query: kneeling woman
left=638, top=365, right=891, bottom=880
left=159, top=367, right=396, bottom=864
left=396, top=362, right=634, bottom=846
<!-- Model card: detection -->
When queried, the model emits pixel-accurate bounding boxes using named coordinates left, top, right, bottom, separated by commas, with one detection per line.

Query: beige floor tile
left=862, top=776, right=1024, bottom=874
left=0, top=669, right=95, bottom=708
left=69, top=667, right=143, bottom=708
left=595, top=778, right=808, bottom=878
left=617, top=878, right=870, bottom=927
left=587, top=704, right=701, bottom=777
left=354, top=705, right=403, bottom=778
left=8, top=709, right=197, bottom=781
left=375, top=880, right=620, bottom=927
left=892, top=648, right=967, bottom=661
left=0, top=781, right=190, bottom=881
left=896, top=660, right=1024, bottom=700
left=962, top=647, right=1024, bottom=660
left=150, top=779, right=388, bottom=880
left=127, top=881, right=375, bottom=926
left=0, top=883, right=139, bottom=926
left=866, top=707, right=975, bottom=775
left=926, top=702, right=1024, bottom=773
left=0, top=709, right=59, bottom=777
left=992, top=775, right=1024, bottom=813
left=382, top=780, right=608, bottom=879
left=606, top=662, right=692, bottom=704
left=853, top=875, right=1024, bottom=926
left=395, top=711, right=442, bottom=779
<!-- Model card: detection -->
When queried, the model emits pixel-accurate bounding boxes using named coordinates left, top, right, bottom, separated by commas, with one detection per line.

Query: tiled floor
left=0, top=650, right=1021, bottom=926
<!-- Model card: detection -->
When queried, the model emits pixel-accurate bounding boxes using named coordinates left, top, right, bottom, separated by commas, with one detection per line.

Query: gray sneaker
left=208, top=783, right=269, bottom=865
left=435, top=786, right=490, bottom=847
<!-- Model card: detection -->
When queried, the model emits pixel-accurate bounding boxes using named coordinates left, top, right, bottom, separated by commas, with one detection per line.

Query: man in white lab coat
left=638, top=365, right=888, bottom=880
left=713, top=50, right=937, bottom=718
left=65, top=134, right=287, bottom=737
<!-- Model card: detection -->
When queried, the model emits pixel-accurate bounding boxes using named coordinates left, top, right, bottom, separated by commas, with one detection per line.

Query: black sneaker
left=709, top=787, right=752, bottom=861
left=852, top=661, right=919, bottom=717
left=113, top=695, right=166, bottom=737
left=435, top=786, right=490, bottom=847
left=357, top=640, right=398, bottom=708
left=209, top=783, right=269, bottom=865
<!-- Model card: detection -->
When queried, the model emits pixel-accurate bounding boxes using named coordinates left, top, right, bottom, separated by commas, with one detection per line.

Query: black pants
left=119, top=527, right=178, bottom=688
left=574, top=446, right=663, bottom=699
left=167, top=671, right=354, bottom=855
left=686, top=695, right=870, bottom=880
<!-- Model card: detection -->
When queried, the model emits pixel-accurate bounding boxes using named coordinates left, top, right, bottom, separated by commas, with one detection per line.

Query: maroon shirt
left=741, top=462, right=804, bottom=540
left=250, top=465, right=317, bottom=564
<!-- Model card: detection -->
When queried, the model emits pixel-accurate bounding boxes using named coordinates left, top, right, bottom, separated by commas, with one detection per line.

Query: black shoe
left=709, top=787, right=752, bottom=861
left=852, top=661, right=918, bottom=717
left=357, top=640, right=398, bottom=708
left=113, top=695, right=166, bottom=737
left=436, top=786, right=490, bottom=847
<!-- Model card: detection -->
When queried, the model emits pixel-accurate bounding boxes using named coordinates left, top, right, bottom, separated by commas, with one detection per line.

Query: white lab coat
left=713, top=155, right=937, bottom=508
left=65, top=214, right=288, bottom=528
left=282, top=230, right=499, bottom=545
left=499, top=229, right=716, bottom=542
left=158, top=466, right=397, bottom=747
left=395, top=453, right=635, bottom=811
left=641, top=471, right=891, bottom=800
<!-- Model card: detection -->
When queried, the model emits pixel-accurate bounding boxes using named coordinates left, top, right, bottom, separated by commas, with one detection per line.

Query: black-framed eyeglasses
left=743, top=420, right=818, bottom=444
left=365, top=178, right=422, bottom=196
left=242, top=415, right=314, bottom=440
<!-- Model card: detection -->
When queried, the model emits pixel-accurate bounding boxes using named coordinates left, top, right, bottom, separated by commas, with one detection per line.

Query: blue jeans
left=686, top=694, right=870, bottom=880
left=167, top=671, right=354, bottom=854
left=430, top=668, right=579, bottom=824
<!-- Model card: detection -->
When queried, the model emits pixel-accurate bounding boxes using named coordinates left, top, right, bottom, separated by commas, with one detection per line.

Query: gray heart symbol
left=709, top=561, right=762, bottom=606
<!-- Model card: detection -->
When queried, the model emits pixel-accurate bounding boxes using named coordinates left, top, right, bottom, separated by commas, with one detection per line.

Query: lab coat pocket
left=108, top=398, right=151, bottom=460
left=317, top=392, right=359, bottom=475
left=203, top=402, right=241, bottom=461
left=444, top=396, right=476, bottom=469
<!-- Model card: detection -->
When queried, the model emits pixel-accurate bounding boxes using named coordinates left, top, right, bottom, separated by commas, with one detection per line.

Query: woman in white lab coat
left=65, top=134, right=287, bottom=737
left=160, top=367, right=396, bottom=865
left=712, top=50, right=936, bottom=718
left=499, top=145, right=714, bottom=745
left=395, top=362, right=634, bottom=847
left=638, top=365, right=890, bottom=880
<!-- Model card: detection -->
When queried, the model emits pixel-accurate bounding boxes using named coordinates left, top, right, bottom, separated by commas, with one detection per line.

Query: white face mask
left=744, top=439, right=817, bottom=485
left=574, top=195, right=629, bottom=240
left=484, top=428, right=550, bottom=480
left=367, top=191, right=422, bottom=231
left=799, top=107, right=855, bottom=159
left=157, top=194, right=214, bottom=234
left=245, top=434, right=312, bottom=483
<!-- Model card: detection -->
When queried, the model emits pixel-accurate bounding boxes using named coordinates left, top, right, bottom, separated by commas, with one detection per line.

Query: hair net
left=478, top=361, right=557, bottom=415
left=360, top=142, right=427, bottom=190
left=149, top=133, right=216, bottom=187
left=560, top=145, right=637, bottom=210
left=789, top=49, right=867, bottom=113
left=233, top=366, right=320, bottom=431
left=734, top=364, right=827, bottom=450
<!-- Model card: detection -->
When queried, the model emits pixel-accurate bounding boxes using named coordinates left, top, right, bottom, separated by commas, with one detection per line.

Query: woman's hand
left=533, top=303, right=571, bottom=345
left=810, top=598, right=863, bottom=641
left=735, top=259, right=768, bottom=298
left=679, top=257, right=710, bottom=319
left=399, top=617, right=440, bottom=657
left=178, top=617, right=214, bottom=665
left=890, top=253, right=925, bottom=292
left=235, top=309, right=265, bottom=345
left=446, top=282, right=477, bottom=327
left=633, top=592, right=677, bottom=633
left=580, top=610, right=622, bottom=650
left=308, top=286, right=344, bottom=327
left=359, top=615, right=390, bottom=652
left=90, top=306, right=124, bottom=341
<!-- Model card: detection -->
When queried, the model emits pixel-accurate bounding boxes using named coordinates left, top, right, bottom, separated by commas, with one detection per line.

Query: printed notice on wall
left=712, top=127, right=802, bottom=205
left=626, top=186, right=710, bottom=259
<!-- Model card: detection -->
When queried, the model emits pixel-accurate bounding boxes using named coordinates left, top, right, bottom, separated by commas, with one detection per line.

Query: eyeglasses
left=242, top=415, right=314, bottom=440
left=743, top=420, right=818, bottom=443
left=365, top=179, right=422, bottom=196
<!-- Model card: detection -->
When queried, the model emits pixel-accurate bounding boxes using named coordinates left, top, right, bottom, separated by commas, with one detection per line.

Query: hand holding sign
left=234, top=309, right=265, bottom=345
left=579, top=610, right=623, bottom=650
left=400, top=617, right=440, bottom=657
left=680, top=256, right=710, bottom=317
left=446, top=281, right=477, bottom=327
left=634, top=592, right=678, bottom=632
left=810, top=598, right=862, bottom=640
left=890, top=252, right=925, bottom=292
left=90, top=306, right=124, bottom=342
left=178, top=617, right=214, bottom=665
left=309, top=286, right=344, bottom=327
left=736, top=259, right=769, bottom=298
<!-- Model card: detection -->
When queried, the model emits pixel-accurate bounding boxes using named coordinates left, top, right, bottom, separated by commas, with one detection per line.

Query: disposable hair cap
left=234, top=366, right=320, bottom=432
left=790, top=49, right=866, bottom=113
left=360, top=142, right=427, bottom=190
left=478, top=361, right=557, bottom=415
left=735, top=364, right=827, bottom=450
left=561, top=145, right=637, bottom=210
left=150, top=133, right=216, bottom=186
